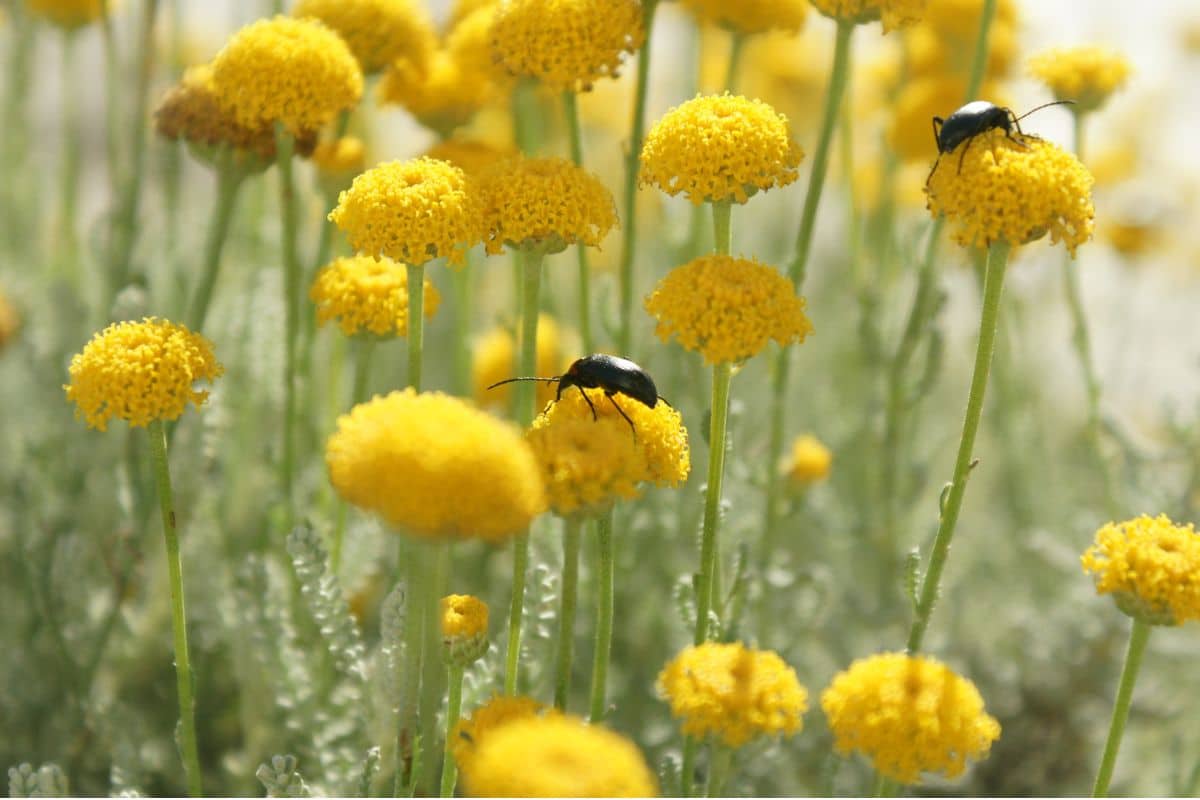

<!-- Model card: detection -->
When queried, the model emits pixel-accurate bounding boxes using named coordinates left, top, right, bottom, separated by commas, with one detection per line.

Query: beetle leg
left=955, top=134, right=976, bottom=174
left=576, top=385, right=598, bottom=420
left=606, top=393, right=637, bottom=439
left=931, top=116, right=944, bottom=150
left=925, top=153, right=943, bottom=186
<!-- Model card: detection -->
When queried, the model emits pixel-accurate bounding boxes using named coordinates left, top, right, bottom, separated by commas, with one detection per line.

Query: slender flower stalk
left=588, top=510, right=616, bottom=721
left=562, top=91, right=593, bottom=352
left=451, top=258, right=473, bottom=395
left=1092, top=618, right=1150, bottom=797
left=331, top=338, right=376, bottom=573
left=406, top=263, right=426, bottom=390
left=554, top=517, right=583, bottom=710
left=275, top=124, right=301, bottom=515
left=418, top=544, right=450, bottom=796
left=705, top=744, right=733, bottom=798
left=723, top=32, right=747, bottom=93
left=186, top=148, right=245, bottom=332
left=58, top=31, right=81, bottom=269
left=440, top=661, right=466, bottom=797
left=397, top=541, right=428, bottom=794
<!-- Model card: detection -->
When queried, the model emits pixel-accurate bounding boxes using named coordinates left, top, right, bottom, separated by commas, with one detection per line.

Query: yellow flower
left=441, top=594, right=489, bottom=665
left=473, top=315, right=573, bottom=410
left=460, top=714, right=657, bottom=797
left=925, top=128, right=1095, bottom=256
left=735, top=29, right=829, bottom=135
left=26, top=0, right=104, bottom=28
left=1028, top=45, right=1132, bottom=113
left=786, top=434, right=832, bottom=485
left=451, top=694, right=552, bottom=771
left=293, top=0, right=436, bottom=75
left=1081, top=514, right=1200, bottom=626
left=0, top=286, right=19, bottom=352
left=311, top=136, right=366, bottom=177
left=680, top=0, right=807, bottom=35
left=809, top=0, right=926, bottom=32
left=325, top=389, right=545, bottom=542
left=211, top=16, right=364, bottom=135
left=1102, top=216, right=1163, bottom=259
left=329, top=157, right=483, bottom=266
left=378, top=50, right=492, bottom=136
left=640, top=93, right=803, bottom=205
left=490, top=0, right=644, bottom=92
left=821, top=652, right=1001, bottom=785
left=425, top=137, right=518, bottom=176
left=309, top=255, right=441, bottom=338
left=645, top=254, right=814, bottom=364
left=888, top=77, right=1009, bottom=164
left=657, top=641, right=809, bottom=748
left=477, top=156, right=617, bottom=255
left=904, top=0, right=1018, bottom=78
left=911, top=0, right=1016, bottom=41
left=64, top=318, right=223, bottom=432
left=445, top=4, right=513, bottom=87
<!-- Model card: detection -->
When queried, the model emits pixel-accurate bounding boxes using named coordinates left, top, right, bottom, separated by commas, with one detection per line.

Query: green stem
left=681, top=736, right=698, bottom=797
left=1092, top=618, right=1151, bottom=797
left=275, top=124, right=300, bottom=519
left=419, top=543, right=450, bottom=796
left=873, top=772, right=897, bottom=797
left=406, top=263, right=425, bottom=390
left=705, top=743, right=733, bottom=798
left=511, top=78, right=539, bottom=155
left=58, top=31, right=81, bottom=268
left=439, top=662, right=466, bottom=797
left=711, top=200, right=731, bottom=256
left=963, top=0, right=997, bottom=101
left=397, top=539, right=429, bottom=795
left=723, top=31, right=746, bottom=93
left=694, top=361, right=733, bottom=644
left=186, top=151, right=243, bottom=331
left=504, top=533, right=530, bottom=696
left=331, top=339, right=376, bottom=574
left=563, top=90, right=593, bottom=353
left=451, top=259, right=473, bottom=395
left=554, top=517, right=583, bottom=710
left=905, top=240, right=1010, bottom=653
left=148, top=420, right=203, bottom=797
left=588, top=510, right=615, bottom=721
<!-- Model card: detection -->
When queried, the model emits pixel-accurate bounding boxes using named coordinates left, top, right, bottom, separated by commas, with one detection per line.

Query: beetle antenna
left=1014, top=99, right=1075, bottom=122
left=486, top=376, right=561, bottom=390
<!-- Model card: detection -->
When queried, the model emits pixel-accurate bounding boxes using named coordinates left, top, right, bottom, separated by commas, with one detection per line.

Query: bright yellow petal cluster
left=309, top=255, right=440, bottom=338
left=925, top=128, right=1095, bottom=256
left=681, top=0, right=807, bottom=34
left=1028, top=45, right=1132, bottom=113
left=810, top=0, right=926, bottom=32
left=64, top=318, right=223, bottom=432
left=645, top=254, right=813, bottom=364
left=329, top=157, right=483, bottom=266
left=490, top=0, right=644, bottom=92
left=640, top=94, right=803, bottom=205
left=0, top=286, right=20, bottom=352
left=210, top=16, right=364, bottom=135
left=460, top=713, right=657, bottom=797
left=293, top=0, right=436, bottom=75
left=451, top=694, right=553, bottom=770
left=425, top=137, right=518, bottom=176
left=657, top=641, right=809, bottom=748
left=441, top=594, right=490, bottom=665
left=325, top=389, right=545, bottom=542
left=1081, top=514, right=1200, bottom=626
left=474, top=315, right=573, bottom=411
left=379, top=50, right=492, bottom=136
left=477, top=156, right=617, bottom=255
left=786, top=434, right=832, bottom=485
left=26, top=0, right=104, bottom=28
left=821, top=652, right=1001, bottom=785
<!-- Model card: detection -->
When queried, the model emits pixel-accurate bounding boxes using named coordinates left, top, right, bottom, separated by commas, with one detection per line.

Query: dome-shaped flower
left=809, top=0, right=927, bottom=32
left=645, top=254, right=813, bottom=364
left=293, top=0, right=436, bottom=75
left=477, top=156, right=617, bottom=255
left=1081, top=514, right=1200, bottom=626
left=26, top=0, right=105, bottom=29
left=329, top=157, right=483, bottom=266
left=309, top=255, right=441, bottom=338
left=425, top=137, right=518, bottom=176
left=657, top=641, right=809, bottom=748
left=474, top=315, right=573, bottom=410
left=451, top=694, right=553, bottom=771
left=211, top=16, right=364, bottom=135
left=441, top=594, right=490, bottom=665
left=786, top=434, right=832, bottom=485
left=65, top=318, right=223, bottom=432
left=888, top=77, right=1009, bottom=163
left=820, top=652, right=1001, bottom=785
left=460, top=713, right=657, bottom=797
left=378, top=50, right=492, bottom=136
left=640, top=94, right=803, bottom=205
left=1028, top=45, right=1132, bottom=114
left=325, top=389, right=545, bottom=542
left=681, top=0, right=807, bottom=35
left=925, top=128, right=1095, bottom=256
left=0, top=286, right=20, bottom=352
left=490, top=0, right=644, bottom=92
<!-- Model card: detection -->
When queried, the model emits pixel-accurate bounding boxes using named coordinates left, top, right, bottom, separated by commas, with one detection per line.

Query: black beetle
left=488, top=353, right=667, bottom=435
left=927, top=99, right=1074, bottom=184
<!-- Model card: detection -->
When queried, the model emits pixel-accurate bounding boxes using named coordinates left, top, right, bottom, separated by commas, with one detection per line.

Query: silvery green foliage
left=8, top=762, right=68, bottom=797
left=354, top=747, right=381, bottom=797
left=378, top=582, right=407, bottom=717
left=461, top=643, right=502, bottom=713
left=519, top=535, right=559, bottom=694
left=256, top=754, right=311, bottom=798
left=656, top=753, right=681, bottom=798
left=287, top=525, right=368, bottom=682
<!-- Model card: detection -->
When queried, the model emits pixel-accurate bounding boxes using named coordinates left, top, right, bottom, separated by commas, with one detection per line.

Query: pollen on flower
left=64, top=318, right=224, bottom=432
left=809, top=0, right=927, bottom=32
left=1028, top=45, right=1132, bottom=113
left=451, top=694, right=553, bottom=773
left=680, top=0, right=807, bottom=35
left=473, top=315, right=574, bottom=411
left=309, top=255, right=440, bottom=338
left=293, top=0, right=436, bottom=75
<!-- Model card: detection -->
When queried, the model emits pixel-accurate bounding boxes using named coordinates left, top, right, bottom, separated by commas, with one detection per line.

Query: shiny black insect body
left=488, top=353, right=665, bottom=435
left=927, top=99, right=1074, bottom=184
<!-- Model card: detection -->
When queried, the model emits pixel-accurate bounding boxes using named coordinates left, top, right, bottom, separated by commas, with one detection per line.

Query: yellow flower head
left=325, top=389, right=546, bottom=542
left=425, top=137, right=518, bottom=176
left=26, top=0, right=105, bottom=29
left=460, top=713, right=657, bottom=797
left=640, top=93, right=804, bottom=205
left=1081, top=514, right=1200, bottom=626
left=925, top=128, right=1095, bottom=256
left=0, top=286, right=20, bottom=352
left=311, top=136, right=367, bottom=178
left=1028, top=45, right=1132, bottom=113
left=913, top=0, right=1016, bottom=41
left=657, top=641, right=809, bottom=749
left=441, top=594, right=490, bottom=665
left=821, top=652, right=1001, bottom=785
left=451, top=694, right=552, bottom=771
left=681, top=0, right=807, bottom=35
left=645, top=254, right=814, bottom=364
left=786, top=434, right=832, bottom=485
left=65, top=318, right=223, bottom=432
left=474, top=315, right=573, bottom=410
left=211, top=16, right=364, bottom=135
left=490, top=0, right=644, bottom=92
left=446, top=4, right=513, bottom=86
left=734, top=30, right=829, bottom=135
left=309, top=255, right=441, bottom=338
left=329, top=157, right=483, bottom=266
left=293, top=0, right=436, bottom=75
left=888, top=77, right=1008, bottom=164
left=378, top=50, right=491, bottom=136
left=477, top=156, right=617, bottom=255
left=810, top=0, right=927, bottom=32
left=905, top=16, right=1017, bottom=80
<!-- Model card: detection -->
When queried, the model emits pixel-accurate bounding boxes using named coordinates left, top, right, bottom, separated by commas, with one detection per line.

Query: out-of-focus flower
left=440, top=594, right=490, bottom=666
left=26, top=0, right=105, bottom=29
left=785, top=434, right=832, bottom=485
left=293, top=0, right=436, bottom=75
left=473, top=315, right=573, bottom=410
left=451, top=694, right=552, bottom=771
left=680, top=0, right=807, bottom=35
left=311, top=136, right=367, bottom=194
left=309, top=255, right=440, bottom=338
left=1082, top=514, right=1200, bottom=626
left=888, top=76, right=1009, bottom=164
left=809, top=0, right=926, bottom=33
left=425, top=137, right=517, bottom=176
left=0, top=286, right=20, bottom=352
left=378, top=50, right=492, bottom=136
left=1028, top=45, right=1132, bottom=114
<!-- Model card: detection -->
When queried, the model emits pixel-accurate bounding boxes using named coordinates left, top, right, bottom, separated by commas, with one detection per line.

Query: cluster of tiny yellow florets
left=786, top=434, right=832, bottom=485
left=309, top=255, right=441, bottom=338
left=293, top=0, right=436, bottom=75
left=210, top=16, right=364, bottom=135
left=325, top=389, right=545, bottom=542
left=65, top=318, right=224, bottom=432
left=645, top=255, right=813, bottom=365
left=1028, top=45, right=1132, bottom=113
left=329, top=157, right=482, bottom=266
left=490, top=0, right=644, bottom=92
left=925, top=128, right=1095, bottom=256
left=473, top=315, right=573, bottom=410
left=25, top=0, right=105, bottom=29
left=425, top=137, right=518, bottom=177
left=451, top=694, right=552, bottom=770
left=1081, top=514, right=1200, bottom=626
left=820, top=652, right=1001, bottom=785
left=680, top=0, right=807, bottom=35
left=476, top=157, right=617, bottom=255
left=809, top=0, right=927, bottom=32
left=440, top=594, right=490, bottom=665
left=640, top=94, right=804, bottom=205
left=657, top=641, right=809, bottom=748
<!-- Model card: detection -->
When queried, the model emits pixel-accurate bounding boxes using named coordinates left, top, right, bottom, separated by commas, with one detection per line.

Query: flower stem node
left=441, top=594, right=490, bottom=666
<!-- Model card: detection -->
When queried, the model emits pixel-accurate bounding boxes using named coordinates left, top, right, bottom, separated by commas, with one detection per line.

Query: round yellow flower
left=786, top=434, right=832, bottom=485
left=309, top=255, right=441, bottom=338
left=925, top=128, right=1095, bottom=256
left=821, top=652, right=1001, bottom=785
left=490, top=0, right=644, bottom=92
left=451, top=694, right=552, bottom=771
left=1081, top=514, right=1200, bottom=626
left=645, top=254, right=814, bottom=364
left=311, top=136, right=366, bottom=177
left=736, top=30, right=829, bottom=135
left=293, top=0, right=436, bottom=75
left=26, top=0, right=104, bottom=29
left=905, top=16, right=1017, bottom=80
left=474, top=315, right=573, bottom=411
left=810, top=0, right=926, bottom=32
left=446, top=5, right=513, bottom=87
left=329, top=157, right=483, bottom=266
left=441, top=594, right=490, bottom=665
left=460, top=714, right=657, bottom=797
left=378, top=50, right=491, bottom=136
left=0, top=286, right=19, bottom=352
left=477, top=156, right=617, bottom=255
left=325, top=389, right=545, bottom=542
left=65, top=318, right=224, bottom=432
left=657, top=641, right=809, bottom=748
left=888, top=77, right=1008, bottom=164
left=681, top=0, right=807, bottom=35
left=211, top=16, right=364, bottom=135
left=640, top=93, right=803, bottom=205
left=1028, top=45, right=1131, bottom=114
left=425, top=137, right=518, bottom=176
left=910, top=0, right=1016, bottom=42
